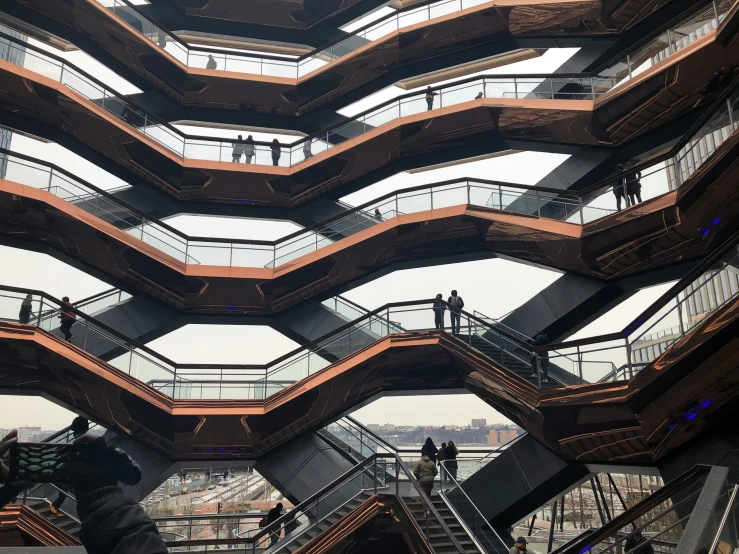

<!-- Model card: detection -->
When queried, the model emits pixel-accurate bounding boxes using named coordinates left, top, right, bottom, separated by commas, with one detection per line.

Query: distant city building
left=30, top=430, right=56, bottom=442
left=17, top=426, right=41, bottom=443
left=367, top=424, right=380, bottom=432
left=379, top=424, right=395, bottom=431
left=471, top=419, right=487, bottom=428
left=488, top=430, right=500, bottom=445
left=499, top=429, right=517, bottom=444
left=0, top=428, right=12, bottom=440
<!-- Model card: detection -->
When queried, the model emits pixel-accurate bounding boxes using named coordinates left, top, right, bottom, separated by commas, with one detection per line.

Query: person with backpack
left=447, top=290, right=464, bottom=336
left=231, top=135, right=244, bottom=163
left=413, top=454, right=438, bottom=511
left=263, top=503, right=283, bottom=547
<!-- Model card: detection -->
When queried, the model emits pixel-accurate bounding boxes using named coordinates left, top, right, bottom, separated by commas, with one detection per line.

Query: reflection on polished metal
left=0, top=96, right=737, bottom=313
left=0, top=504, right=80, bottom=546
left=0, top=232, right=737, bottom=463
left=2, top=0, right=686, bottom=115
left=0, top=12, right=737, bottom=206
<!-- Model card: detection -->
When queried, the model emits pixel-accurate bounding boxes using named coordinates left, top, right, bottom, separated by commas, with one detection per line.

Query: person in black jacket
left=266, top=503, right=284, bottom=546
left=624, top=530, right=654, bottom=554
left=447, top=290, right=464, bottom=336
left=433, top=293, right=446, bottom=330
left=624, top=162, right=642, bottom=206
left=528, top=331, right=550, bottom=383
left=613, top=164, right=627, bottom=211
left=421, top=437, right=438, bottom=463
left=444, top=441, right=459, bottom=481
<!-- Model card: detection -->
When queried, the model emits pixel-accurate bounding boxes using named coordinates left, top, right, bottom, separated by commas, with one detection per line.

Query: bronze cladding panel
left=7, top=0, right=673, bottom=113
left=0, top=299, right=738, bottom=464
left=1, top=129, right=738, bottom=313
left=1, top=32, right=737, bottom=206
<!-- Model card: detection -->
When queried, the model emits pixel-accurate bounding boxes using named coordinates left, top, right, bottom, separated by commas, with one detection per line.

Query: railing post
left=677, top=296, right=686, bottom=337
left=536, top=353, right=542, bottom=387
left=36, top=299, right=44, bottom=327
left=373, top=459, right=378, bottom=494
left=713, top=0, right=720, bottom=23
left=625, top=337, right=633, bottom=379
left=591, top=77, right=596, bottom=101
left=627, top=54, right=632, bottom=79
left=728, top=98, right=736, bottom=131
left=579, top=197, right=584, bottom=224
left=577, top=345, right=583, bottom=384
left=667, top=28, right=675, bottom=55
left=536, top=190, right=541, bottom=217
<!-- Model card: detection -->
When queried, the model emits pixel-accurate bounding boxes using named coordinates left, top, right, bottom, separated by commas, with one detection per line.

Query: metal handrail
left=707, top=484, right=739, bottom=554
left=107, top=0, right=716, bottom=75
left=219, top=452, right=466, bottom=553
left=438, top=463, right=508, bottom=552
left=1, top=8, right=734, bottom=158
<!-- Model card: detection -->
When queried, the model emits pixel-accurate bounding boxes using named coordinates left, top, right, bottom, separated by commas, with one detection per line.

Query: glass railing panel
left=139, top=226, right=188, bottom=263
left=185, top=242, right=232, bottom=266
left=396, top=189, right=431, bottom=214
left=230, top=244, right=276, bottom=268
left=62, top=69, right=107, bottom=102
left=78, top=291, right=131, bottom=316
left=18, top=44, right=63, bottom=82
left=430, top=182, right=469, bottom=209
left=4, top=157, right=55, bottom=189
left=272, top=232, right=323, bottom=267
left=440, top=79, right=486, bottom=107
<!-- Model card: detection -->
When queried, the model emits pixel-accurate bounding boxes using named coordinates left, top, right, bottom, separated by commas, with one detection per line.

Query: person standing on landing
left=426, top=86, right=437, bottom=111
left=19, top=294, right=32, bottom=324
left=433, top=294, right=446, bottom=330
left=447, top=290, right=464, bottom=336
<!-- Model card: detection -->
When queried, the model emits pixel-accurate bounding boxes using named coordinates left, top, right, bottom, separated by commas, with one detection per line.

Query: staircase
left=25, top=497, right=81, bottom=539
left=455, top=332, right=560, bottom=388
left=281, top=492, right=372, bottom=553
left=407, top=496, right=481, bottom=554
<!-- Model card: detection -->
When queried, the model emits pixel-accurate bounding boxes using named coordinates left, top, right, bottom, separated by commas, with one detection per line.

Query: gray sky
left=0, top=43, right=678, bottom=432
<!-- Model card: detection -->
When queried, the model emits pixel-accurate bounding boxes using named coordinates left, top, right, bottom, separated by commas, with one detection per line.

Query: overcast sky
left=0, top=40, right=679, bottom=432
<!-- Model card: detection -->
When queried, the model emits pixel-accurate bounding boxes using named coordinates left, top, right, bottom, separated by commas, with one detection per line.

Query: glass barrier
left=92, top=0, right=733, bottom=91
left=439, top=463, right=509, bottom=554
left=692, top=484, right=738, bottom=554
left=6, top=84, right=737, bottom=273
left=6, top=0, right=734, bottom=170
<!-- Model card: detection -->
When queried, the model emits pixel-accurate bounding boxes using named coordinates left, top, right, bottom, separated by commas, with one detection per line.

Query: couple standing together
left=432, top=290, right=465, bottom=335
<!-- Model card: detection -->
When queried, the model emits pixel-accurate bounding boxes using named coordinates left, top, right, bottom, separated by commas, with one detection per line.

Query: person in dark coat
left=266, top=503, right=284, bottom=546
left=433, top=293, right=446, bottom=330
left=445, top=441, right=459, bottom=481
left=59, top=296, right=76, bottom=342
left=624, top=530, right=654, bottom=554
left=19, top=294, right=32, bottom=324
left=624, top=162, right=642, bottom=206
left=421, top=437, right=438, bottom=463
left=271, top=139, right=281, bottom=166
left=613, top=164, right=627, bottom=210
left=425, top=86, right=437, bottom=111
left=528, top=331, right=550, bottom=383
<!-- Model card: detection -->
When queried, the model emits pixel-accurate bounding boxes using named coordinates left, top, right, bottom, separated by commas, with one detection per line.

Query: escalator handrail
left=438, top=463, right=508, bottom=552
left=558, top=465, right=714, bottom=554
left=240, top=452, right=465, bottom=553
